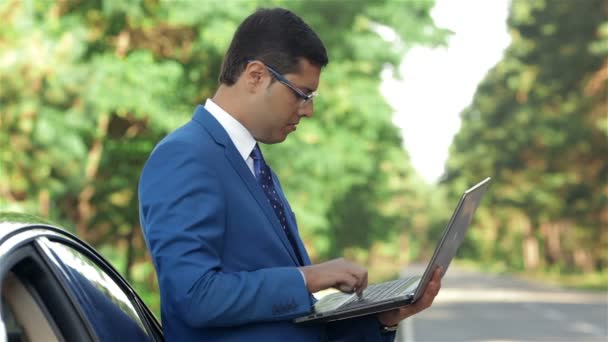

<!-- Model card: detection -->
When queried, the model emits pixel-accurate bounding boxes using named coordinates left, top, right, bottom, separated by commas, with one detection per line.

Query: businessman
left=139, top=7, right=441, bottom=341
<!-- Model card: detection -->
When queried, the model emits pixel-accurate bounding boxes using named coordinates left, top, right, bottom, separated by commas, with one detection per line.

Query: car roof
left=0, top=212, right=107, bottom=265
left=0, top=212, right=71, bottom=241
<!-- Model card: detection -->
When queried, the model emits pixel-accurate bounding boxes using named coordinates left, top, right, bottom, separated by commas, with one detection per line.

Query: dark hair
left=218, top=8, right=329, bottom=85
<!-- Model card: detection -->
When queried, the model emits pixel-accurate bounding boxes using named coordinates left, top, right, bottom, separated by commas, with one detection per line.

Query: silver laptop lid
left=412, top=177, right=491, bottom=302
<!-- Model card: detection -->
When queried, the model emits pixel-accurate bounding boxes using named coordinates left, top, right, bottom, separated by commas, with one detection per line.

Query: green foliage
left=1, top=0, right=446, bottom=314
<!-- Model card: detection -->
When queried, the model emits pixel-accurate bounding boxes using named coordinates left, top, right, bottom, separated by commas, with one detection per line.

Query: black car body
left=0, top=212, right=163, bottom=341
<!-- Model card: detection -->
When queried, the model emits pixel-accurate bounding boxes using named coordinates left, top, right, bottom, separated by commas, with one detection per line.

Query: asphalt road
left=395, top=265, right=608, bottom=342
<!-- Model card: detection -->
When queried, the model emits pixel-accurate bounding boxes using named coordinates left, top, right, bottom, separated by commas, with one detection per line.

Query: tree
left=443, top=0, right=607, bottom=274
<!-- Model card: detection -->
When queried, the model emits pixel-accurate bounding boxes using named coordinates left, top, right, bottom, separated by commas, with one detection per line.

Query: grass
left=518, top=270, right=608, bottom=291
left=453, top=259, right=608, bottom=292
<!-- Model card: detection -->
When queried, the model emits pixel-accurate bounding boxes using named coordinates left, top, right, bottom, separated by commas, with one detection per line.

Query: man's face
left=250, top=59, right=320, bottom=144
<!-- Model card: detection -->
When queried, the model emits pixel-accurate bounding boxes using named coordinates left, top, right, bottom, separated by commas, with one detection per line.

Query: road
left=395, top=265, right=608, bottom=342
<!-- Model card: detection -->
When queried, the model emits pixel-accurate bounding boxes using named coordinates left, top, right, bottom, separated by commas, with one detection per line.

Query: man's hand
left=376, top=266, right=443, bottom=327
left=299, top=258, right=368, bottom=295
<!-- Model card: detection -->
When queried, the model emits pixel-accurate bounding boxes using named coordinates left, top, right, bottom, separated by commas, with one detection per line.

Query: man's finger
left=434, top=266, right=443, bottom=278
left=360, top=272, right=368, bottom=292
left=336, top=272, right=359, bottom=293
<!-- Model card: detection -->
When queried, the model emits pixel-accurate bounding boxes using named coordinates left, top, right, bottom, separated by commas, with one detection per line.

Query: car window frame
left=36, top=233, right=163, bottom=341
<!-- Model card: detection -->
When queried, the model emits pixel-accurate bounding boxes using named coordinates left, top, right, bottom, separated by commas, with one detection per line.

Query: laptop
left=294, top=177, right=491, bottom=324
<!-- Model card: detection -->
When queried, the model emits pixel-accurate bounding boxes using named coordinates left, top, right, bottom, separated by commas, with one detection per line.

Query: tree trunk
left=541, top=222, right=562, bottom=266
left=522, top=218, right=539, bottom=270
left=124, top=226, right=136, bottom=282
left=523, top=236, right=540, bottom=270
left=75, top=114, right=109, bottom=240
left=573, top=249, right=594, bottom=272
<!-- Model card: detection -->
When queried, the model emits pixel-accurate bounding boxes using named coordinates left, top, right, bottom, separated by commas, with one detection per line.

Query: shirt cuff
left=297, top=268, right=307, bottom=287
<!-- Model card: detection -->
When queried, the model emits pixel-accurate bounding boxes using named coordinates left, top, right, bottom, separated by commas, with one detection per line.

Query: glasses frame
left=248, top=60, right=317, bottom=106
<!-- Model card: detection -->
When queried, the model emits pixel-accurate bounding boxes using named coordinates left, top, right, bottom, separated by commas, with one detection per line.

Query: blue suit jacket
left=139, top=106, right=394, bottom=341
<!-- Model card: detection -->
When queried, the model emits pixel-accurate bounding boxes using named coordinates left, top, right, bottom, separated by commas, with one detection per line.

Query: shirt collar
left=204, top=99, right=257, bottom=161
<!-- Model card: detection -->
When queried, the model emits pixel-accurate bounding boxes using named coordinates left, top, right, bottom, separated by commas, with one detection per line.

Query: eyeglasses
left=250, top=60, right=317, bottom=106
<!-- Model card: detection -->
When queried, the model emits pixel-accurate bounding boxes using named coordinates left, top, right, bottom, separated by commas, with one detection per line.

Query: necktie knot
left=251, top=144, right=267, bottom=181
left=250, top=144, right=263, bottom=161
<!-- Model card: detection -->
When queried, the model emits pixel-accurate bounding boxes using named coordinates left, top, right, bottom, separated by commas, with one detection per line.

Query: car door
left=36, top=234, right=163, bottom=342
left=0, top=232, right=94, bottom=342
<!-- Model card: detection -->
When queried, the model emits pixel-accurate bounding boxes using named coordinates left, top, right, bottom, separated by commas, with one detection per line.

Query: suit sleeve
left=138, top=140, right=312, bottom=328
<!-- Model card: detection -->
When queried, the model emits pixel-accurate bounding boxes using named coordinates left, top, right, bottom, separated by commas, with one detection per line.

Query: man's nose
left=299, top=101, right=314, bottom=118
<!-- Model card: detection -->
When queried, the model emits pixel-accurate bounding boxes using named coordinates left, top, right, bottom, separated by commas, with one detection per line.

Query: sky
left=381, top=0, right=511, bottom=183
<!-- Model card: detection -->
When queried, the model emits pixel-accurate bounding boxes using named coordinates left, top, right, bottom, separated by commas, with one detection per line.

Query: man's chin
left=273, top=135, right=289, bottom=144
left=258, top=134, right=288, bottom=144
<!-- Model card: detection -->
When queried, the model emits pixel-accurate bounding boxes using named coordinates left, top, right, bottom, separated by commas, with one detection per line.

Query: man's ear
left=243, top=61, right=267, bottom=91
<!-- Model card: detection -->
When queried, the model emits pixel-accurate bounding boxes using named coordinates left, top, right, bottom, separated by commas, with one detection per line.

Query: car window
left=2, top=298, right=26, bottom=342
left=2, top=272, right=60, bottom=342
left=46, top=241, right=153, bottom=342
left=2, top=297, right=26, bottom=342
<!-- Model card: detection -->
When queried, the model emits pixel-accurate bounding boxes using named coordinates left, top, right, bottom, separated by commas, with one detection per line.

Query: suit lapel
left=193, top=106, right=302, bottom=266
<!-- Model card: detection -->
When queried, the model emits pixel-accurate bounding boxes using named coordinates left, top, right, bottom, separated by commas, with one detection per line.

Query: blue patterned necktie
left=250, top=144, right=304, bottom=265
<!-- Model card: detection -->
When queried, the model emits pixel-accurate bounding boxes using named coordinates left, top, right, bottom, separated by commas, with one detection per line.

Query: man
left=139, top=8, right=441, bottom=341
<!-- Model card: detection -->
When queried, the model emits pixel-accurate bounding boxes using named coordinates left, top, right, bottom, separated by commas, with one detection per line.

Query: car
left=0, top=212, right=163, bottom=341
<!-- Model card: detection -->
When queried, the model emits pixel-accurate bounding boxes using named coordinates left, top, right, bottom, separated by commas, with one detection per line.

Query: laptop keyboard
left=342, top=277, right=414, bottom=307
